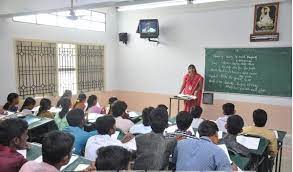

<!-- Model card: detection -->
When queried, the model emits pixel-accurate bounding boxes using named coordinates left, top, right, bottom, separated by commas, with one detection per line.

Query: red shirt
left=0, top=144, right=27, bottom=172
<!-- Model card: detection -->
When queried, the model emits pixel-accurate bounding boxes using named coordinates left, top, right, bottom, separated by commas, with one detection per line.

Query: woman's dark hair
left=20, top=97, right=36, bottom=112
left=109, top=97, right=118, bottom=105
left=96, top=146, right=131, bottom=170
left=37, top=98, right=52, bottom=116
left=56, top=90, right=72, bottom=107
left=142, top=107, right=154, bottom=126
left=42, top=131, right=74, bottom=165
left=73, top=94, right=87, bottom=109
left=3, top=93, right=19, bottom=110
left=87, top=95, right=97, bottom=111
left=63, top=90, right=73, bottom=98
left=0, top=118, right=28, bottom=146
left=188, top=64, right=197, bottom=73
left=190, top=106, right=203, bottom=118
left=59, top=98, right=71, bottom=119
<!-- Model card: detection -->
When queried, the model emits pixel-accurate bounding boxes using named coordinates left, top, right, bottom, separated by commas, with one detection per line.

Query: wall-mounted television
left=137, top=19, right=159, bottom=38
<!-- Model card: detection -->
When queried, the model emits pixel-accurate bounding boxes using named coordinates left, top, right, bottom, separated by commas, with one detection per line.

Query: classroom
left=0, top=0, right=292, bottom=171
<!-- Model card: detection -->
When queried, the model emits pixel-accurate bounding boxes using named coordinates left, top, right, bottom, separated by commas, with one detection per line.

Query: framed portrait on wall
left=253, top=2, right=279, bottom=34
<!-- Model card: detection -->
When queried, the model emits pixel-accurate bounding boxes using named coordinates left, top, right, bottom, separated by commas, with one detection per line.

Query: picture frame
left=253, top=2, right=279, bottom=35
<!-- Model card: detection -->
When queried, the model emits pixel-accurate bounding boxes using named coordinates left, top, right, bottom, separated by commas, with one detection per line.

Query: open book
left=176, top=94, right=197, bottom=100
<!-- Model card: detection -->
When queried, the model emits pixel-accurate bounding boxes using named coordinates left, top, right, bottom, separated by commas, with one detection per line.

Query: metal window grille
left=16, top=41, right=104, bottom=97
left=77, top=45, right=104, bottom=92
left=57, top=44, right=77, bottom=96
left=16, top=41, right=57, bottom=98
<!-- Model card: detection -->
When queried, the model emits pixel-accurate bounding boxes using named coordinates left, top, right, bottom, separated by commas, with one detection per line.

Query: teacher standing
left=179, top=64, right=204, bottom=112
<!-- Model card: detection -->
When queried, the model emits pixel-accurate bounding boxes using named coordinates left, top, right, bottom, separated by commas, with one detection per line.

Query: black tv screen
left=138, top=19, right=159, bottom=38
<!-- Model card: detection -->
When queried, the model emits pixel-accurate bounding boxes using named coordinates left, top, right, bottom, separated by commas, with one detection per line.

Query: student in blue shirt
left=173, top=120, right=232, bottom=171
left=63, top=109, right=96, bottom=156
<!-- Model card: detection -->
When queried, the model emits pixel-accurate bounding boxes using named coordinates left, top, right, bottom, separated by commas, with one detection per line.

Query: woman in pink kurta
left=179, top=64, right=204, bottom=112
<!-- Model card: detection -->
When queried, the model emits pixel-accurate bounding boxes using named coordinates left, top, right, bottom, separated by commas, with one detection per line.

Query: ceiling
left=0, top=0, right=171, bottom=17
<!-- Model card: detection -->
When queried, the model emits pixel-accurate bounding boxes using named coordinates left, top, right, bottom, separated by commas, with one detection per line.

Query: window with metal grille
left=57, top=44, right=78, bottom=96
left=77, top=45, right=104, bottom=92
left=16, top=40, right=104, bottom=98
left=16, top=41, right=58, bottom=97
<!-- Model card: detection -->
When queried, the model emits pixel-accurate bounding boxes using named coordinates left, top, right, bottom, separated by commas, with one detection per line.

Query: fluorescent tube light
left=117, top=0, right=187, bottom=11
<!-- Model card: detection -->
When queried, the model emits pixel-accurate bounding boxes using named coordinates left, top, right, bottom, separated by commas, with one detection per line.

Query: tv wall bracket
left=147, top=38, right=160, bottom=45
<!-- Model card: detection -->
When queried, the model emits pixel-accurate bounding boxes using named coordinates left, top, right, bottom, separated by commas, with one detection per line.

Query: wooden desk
left=169, top=96, right=190, bottom=116
left=27, top=143, right=91, bottom=172
left=23, top=115, right=57, bottom=142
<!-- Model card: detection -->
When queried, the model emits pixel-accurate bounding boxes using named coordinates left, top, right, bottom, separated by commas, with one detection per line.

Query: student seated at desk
left=220, top=115, right=250, bottom=157
left=20, top=131, right=74, bottom=172
left=111, top=100, right=134, bottom=133
left=54, top=98, right=70, bottom=131
left=129, top=107, right=154, bottom=135
left=95, top=146, right=132, bottom=170
left=20, top=97, right=36, bottom=115
left=85, top=115, right=135, bottom=161
left=216, top=103, right=236, bottom=132
left=56, top=90, right=72, bottom=108
left=0, top=118, right=28, bottom=172
left=190, top=106, right=205, bottom=128
left=37, top=98, right=53, bottom=118
left=242, top=109, right=278, bottom=157
left=173, top=120, right=231, bottom=171
left=134, top=108, right=177, bottom=170
left=3, top=93, right=20, bottom=113
left=63, top=109, right=96, bottom=156
left=86, top=95, right=102, bottom=114
left=175, top=111, right=193, bottom=135
left=73, top=93, right=87, bottom=111
left=100, top=96, right=118, bottom=114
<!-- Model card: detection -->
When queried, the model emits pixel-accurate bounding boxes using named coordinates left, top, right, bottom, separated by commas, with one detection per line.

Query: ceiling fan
left=66, top=0, right=134, bottom=20
left=66, top=0, right=79, bottom=20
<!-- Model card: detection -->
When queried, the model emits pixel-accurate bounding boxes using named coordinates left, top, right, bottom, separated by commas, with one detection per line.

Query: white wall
left=0, top=7, right=118, bottom=104
left=117, top=0, right=292, bottom=106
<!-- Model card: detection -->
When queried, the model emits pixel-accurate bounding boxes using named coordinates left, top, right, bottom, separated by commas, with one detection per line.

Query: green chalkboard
left=205, top=47, right=292, bottom=97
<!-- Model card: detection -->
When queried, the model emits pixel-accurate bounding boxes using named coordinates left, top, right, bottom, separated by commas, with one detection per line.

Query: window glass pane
left=36, top=14, right=56, bottom=25
left=91, top=11, right=106, bottom=22
left=57, top=11, right=70, bottom=16
left=57, top=16, right=75, bottom=28
left=58, top=71, right=77, bottom=96
left=13, top=15, right=36, bottom=23
left=57, top=43, right=77, bottom=96
left=75, top=20, right=92, bottom=30
left=13, top=10, right=106, bottom=32
left=89, top=22, right=106, bottom=32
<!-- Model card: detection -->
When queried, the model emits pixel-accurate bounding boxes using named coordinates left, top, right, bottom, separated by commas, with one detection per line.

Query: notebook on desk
left=23, top=115, right=41, bottom=125
left=236, top=135, right=260, bottom=150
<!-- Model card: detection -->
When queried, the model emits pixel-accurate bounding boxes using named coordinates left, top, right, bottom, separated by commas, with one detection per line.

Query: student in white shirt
left=85, top=115, right=134, bottom=161
left=215, top=103, right=235, bottom=132
left=190, top=106, right=205, bottom=129
left=130, top=107, right=154, bottom=135
left=111, top=100, right=134, bottom=133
